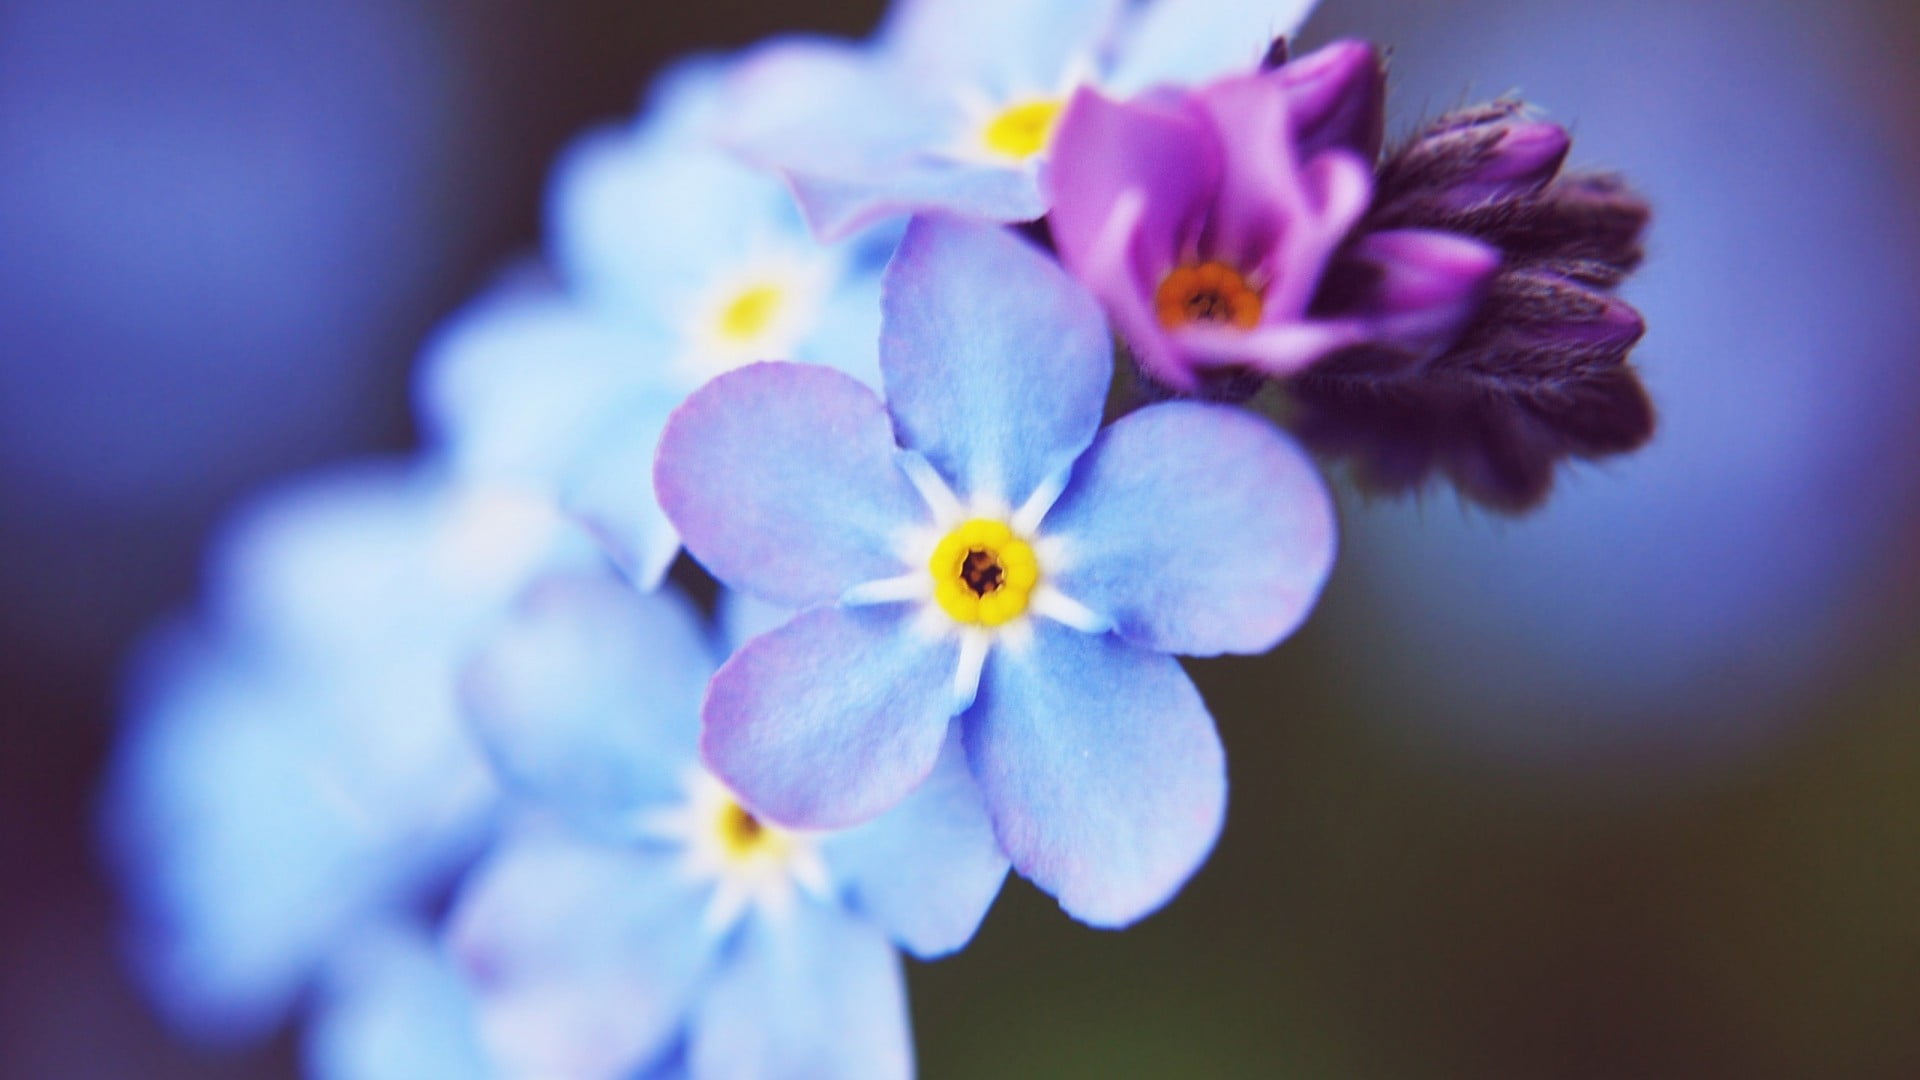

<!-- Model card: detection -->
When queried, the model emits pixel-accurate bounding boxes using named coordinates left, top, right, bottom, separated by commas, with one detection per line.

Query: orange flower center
left=1154, top=262, right=1263, bottom=330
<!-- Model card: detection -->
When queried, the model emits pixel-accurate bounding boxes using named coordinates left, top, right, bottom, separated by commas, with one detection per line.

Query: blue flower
left=101, top=462, right=585, bottom=1041
left=307, top=927, right=498, bottom=1080
left=444, top=575, right=1009, bottom=1079
left=718, top=0, right=1325, bottom=238
left=418, top=57, right=896, bottom=588
left=654, top=217, right=1337, bottom=927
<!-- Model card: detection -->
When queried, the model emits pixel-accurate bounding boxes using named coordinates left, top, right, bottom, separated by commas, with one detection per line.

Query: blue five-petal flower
left=656, top=216, right=1337, bottom=927
left=446, top=574, right=1009, bottom=1078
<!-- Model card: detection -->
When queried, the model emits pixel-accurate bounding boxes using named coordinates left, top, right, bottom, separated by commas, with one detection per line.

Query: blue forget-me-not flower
left=102, top=462, right=588, bottom=1041
left=445, top=575, right=1009, bottom=1079
left=419, top=58, right=895, bottom=588
left=719, top=0, right=1325, bottom=238
left=655, top=216, right=1337, bottom=927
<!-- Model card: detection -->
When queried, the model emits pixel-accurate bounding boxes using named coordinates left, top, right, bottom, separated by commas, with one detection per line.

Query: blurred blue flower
left=446, top=574, right=1009, bottom=1079
left=419, top=58, right=895, bottom=588
left=101, top=462, right=590, bottom=1041
left=655, top=216, right=1336, bottom=927
left=719, top=0, right=1324, bottom=238
left=306, top=927, right=497, bottom=1080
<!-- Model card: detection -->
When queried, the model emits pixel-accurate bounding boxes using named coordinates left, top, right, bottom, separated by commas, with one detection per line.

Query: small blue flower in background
left=655, top=216, right=1336, bottom=927
left=307, top=927, right=496, bottom=1080
left=419, top=57, right=895, bottom=588
left=101, top=462, right=586, bottom=1041
left=445, top=575, right=1008, bottom=1079
left=720, top=0, right=1325, bottom=238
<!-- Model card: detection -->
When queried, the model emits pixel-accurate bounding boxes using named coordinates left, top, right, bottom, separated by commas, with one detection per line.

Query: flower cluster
left=103, top=1, right=1654, bottom=1076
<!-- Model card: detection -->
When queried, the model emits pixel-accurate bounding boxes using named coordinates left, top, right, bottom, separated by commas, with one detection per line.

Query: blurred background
left=3, top=0, right=1917, bottom=1075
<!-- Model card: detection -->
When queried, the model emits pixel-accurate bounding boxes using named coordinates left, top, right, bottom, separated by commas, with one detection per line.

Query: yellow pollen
left=1154, top=261, right=1264, bottom=330
left=715, top=799, right=786, bottom=860
left=717, top=283, right=785, bottom=342
left=929, top=519, right=1039, bottom=627
left=981, top=100, right=1065, bottom=161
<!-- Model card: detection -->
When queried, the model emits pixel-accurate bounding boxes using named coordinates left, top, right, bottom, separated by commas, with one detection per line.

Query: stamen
left=982, top=100, right=1065, bottom=161
left=1155, top=262, right=1264, bottom=330
left=717, top=283, right=784, bottom=342
left=716, top=800, right=769, bottom=857
left=960, top=549, right=1005, bottom=595
left=929, top=519, right=1040, bottom=627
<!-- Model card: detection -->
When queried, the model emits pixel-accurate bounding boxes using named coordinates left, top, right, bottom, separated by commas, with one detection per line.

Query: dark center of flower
left=960, top=549, right=1006, bottom=596
left=1155, top=262, right=1264, bottom=330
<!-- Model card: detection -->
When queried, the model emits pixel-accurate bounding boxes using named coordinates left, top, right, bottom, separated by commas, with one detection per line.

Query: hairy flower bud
left=1287, top=99, right=1655, bottom=512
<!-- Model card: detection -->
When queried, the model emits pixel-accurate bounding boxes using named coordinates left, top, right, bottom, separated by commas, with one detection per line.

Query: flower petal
left=307, top=928, right=493, bottom=1080
left=552, top=123, right=801, bottom=321
left=416, top=287, right=687, bottom=586
left=881, top=216, right=1111, bottom=508
left=460, top=576, right=716, bottom=835
left=1109, top=0, right=1322, bottom=95
left=104, top=629, right=492, bottom=1041
left=1042, top=401, right=1336, bottom=656
left=1046, top=87, right=1221, bottom=392
left=446, top=833, right=712, bottom=1080
left=208, top=463, right=584, bottom=667
left=720, top=38, right=990, bottom=239
left=1333, top=228, right=1502, bottom=355
left=788, top=163, right=1047, bottom=243
left=824, top=728, right=1010, bottom=958
left=963, top=622, right=1226, bottom=928
left=687, top=901, right=911, bottom=1080
left=655, top=362, right=928, bottom=609
left=882, top=0, right=1124, bottom=94
left=702, top=605, right=958, bottom=830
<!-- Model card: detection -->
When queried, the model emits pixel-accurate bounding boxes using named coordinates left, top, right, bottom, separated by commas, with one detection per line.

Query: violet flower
left=1047, top=41, right=1500, bottom=394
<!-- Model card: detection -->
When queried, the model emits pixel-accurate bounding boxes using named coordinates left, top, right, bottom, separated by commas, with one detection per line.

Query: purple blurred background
left=3, top=0, right=1918, bottom=1076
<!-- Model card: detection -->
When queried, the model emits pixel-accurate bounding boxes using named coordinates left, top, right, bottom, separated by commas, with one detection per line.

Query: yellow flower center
left=930, top=519, right=1039, bottom=627
left=981, top=100, right=1066, bottom=161
left=716, top=283, right=785, bottom=343
left=1155, top=261, right=1264, bottom=330
left=714, top=799, right=789, bottom=861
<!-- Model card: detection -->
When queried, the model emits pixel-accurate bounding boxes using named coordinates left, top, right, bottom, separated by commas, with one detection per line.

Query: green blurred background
left=3, top=0, right=1917, bottom=1076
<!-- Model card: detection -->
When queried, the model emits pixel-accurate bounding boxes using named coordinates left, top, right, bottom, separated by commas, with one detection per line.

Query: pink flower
left=1047, top=41, right=1499, bottom=393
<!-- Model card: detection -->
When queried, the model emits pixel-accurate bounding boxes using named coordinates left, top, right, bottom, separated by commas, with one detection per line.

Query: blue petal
left=703, top=605, right=958, bottom=830
left=688, top=901, right=912, bottom=1080
left=307, top=928, right=495, bottom=1080
left=1040, top=402, right=1337, bottom=656
left=882, top=0, right=1126, bottom=96
left=881, top=216, right=1111, bottom=508
left=716, top=589, right=797, bottom=656
left=721, top=39, right=1054, bottom=236
left=963, top=621, right=1226, bottom=928
left=417, top=281, right=656, bottom=491
left=1108, top=0, right=1323, bottom=94
left=788, top=165, right=1047, bottom=241
left=556, top=386, right=691, bottom=589
left=824, top=727, right=1010, bottom=958
left=446, top=832, right=713, bottom=1080
left=416, top=286, right=687, bottom=586
left=791, top=239, right=893, bottom=389
left=461, top=576, right=715, bottom=835
left=102, top=629, right=492, bottom=1041
left=207, top=462, right=589, bottom=666
left=655, top=362, right=929, bottom=609
left=550, top=126, right=803, bottom=322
